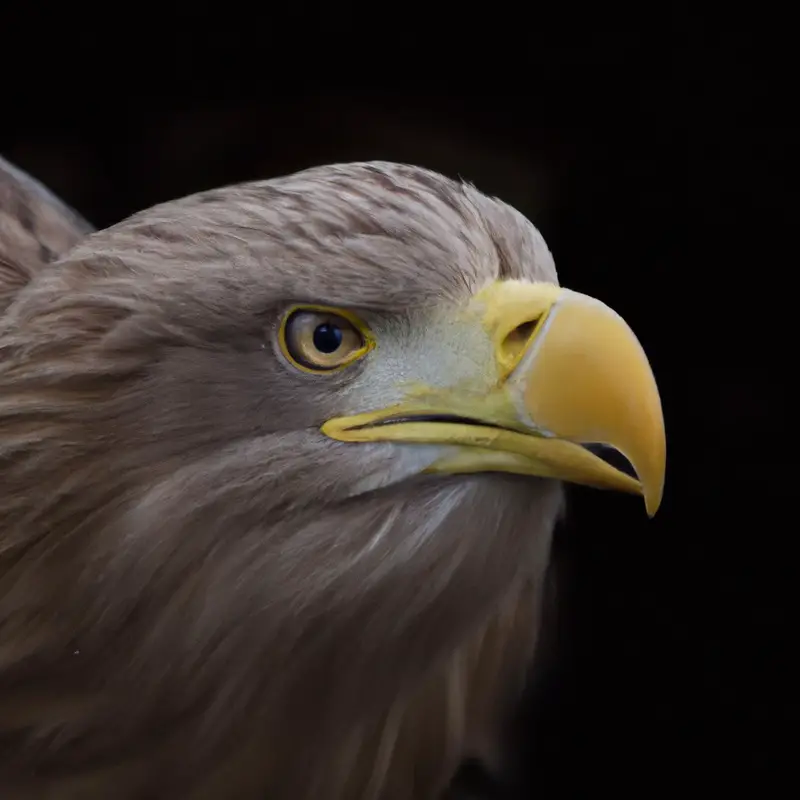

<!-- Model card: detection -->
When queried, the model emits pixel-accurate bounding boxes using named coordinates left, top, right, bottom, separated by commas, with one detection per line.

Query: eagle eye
left=279, top=305, right=374, bottom=373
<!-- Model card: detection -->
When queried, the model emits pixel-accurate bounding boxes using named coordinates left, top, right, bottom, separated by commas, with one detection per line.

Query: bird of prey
left=0, top=157, right=665, bottom=800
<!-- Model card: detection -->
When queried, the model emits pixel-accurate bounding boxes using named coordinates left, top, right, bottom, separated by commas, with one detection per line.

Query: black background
left=1, top=22, right=791, bottom=797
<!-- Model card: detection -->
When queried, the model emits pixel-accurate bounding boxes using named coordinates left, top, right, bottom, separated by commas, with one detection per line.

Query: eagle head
left=0, top=162, right=664, bottom=799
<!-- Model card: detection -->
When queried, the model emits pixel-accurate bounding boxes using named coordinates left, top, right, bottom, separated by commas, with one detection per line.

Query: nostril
left=509, top=318, right=539, bottom=344
left=502, top=317, right=540, bottom=355
left=497, top=316, right=542, bottom=377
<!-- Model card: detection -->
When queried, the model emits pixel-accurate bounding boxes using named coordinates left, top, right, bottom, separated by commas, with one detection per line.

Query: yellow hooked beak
left=321, top=281, right=666, bottom=516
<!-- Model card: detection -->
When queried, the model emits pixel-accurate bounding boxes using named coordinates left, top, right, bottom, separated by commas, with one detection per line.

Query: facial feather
left=0, top=161, right=562, bottom=799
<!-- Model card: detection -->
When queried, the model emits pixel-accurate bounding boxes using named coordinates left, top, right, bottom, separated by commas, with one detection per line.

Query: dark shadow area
left=1, top=26, right=789, bottom=797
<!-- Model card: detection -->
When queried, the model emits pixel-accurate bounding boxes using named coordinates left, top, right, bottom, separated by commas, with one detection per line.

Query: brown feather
left=0, top=162, right=562, bottom=798
left=0, top=156, right=93, bottom=314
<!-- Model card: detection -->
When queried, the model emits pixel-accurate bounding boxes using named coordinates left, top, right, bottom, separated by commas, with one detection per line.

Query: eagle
left=0, top=156, right=665, bottom=799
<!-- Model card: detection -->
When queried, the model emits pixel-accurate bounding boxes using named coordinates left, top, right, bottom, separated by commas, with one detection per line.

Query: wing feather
left=0, top=155, right=94, bottom=313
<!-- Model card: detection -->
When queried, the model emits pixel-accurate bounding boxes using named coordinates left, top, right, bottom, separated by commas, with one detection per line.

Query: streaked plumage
left=0, top=156, right=93, bottom=313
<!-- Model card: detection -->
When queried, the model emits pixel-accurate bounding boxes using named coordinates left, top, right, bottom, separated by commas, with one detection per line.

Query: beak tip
left=644, top=482, right=664, bottom=518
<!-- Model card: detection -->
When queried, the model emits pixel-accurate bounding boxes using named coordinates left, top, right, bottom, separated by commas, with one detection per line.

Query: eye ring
left=278, top=305, right=375, bottom=373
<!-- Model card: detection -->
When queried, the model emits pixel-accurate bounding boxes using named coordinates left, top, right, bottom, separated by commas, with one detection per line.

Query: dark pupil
left=313, top=323, right=343, bottom=354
